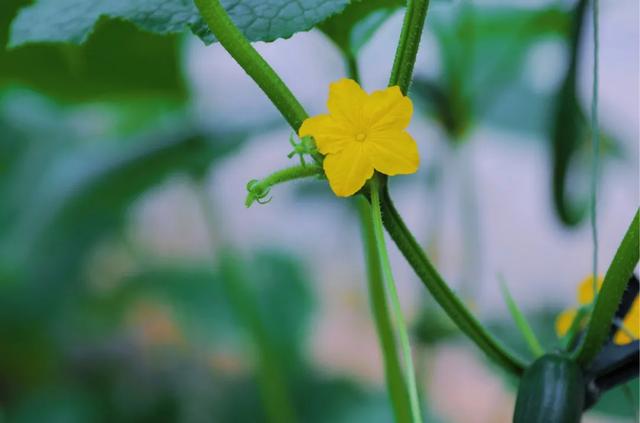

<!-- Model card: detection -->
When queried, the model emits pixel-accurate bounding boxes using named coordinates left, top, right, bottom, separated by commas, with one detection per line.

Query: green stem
left=197, top=184, right=296, bottom=423
left=574, top=209, right=639, bottom=365
left=388, top=0, right=430, bottom=93
left=370, top=178, right=423, bottom=423
left=589, top=0, right=600, bottom=304
left=379, top=184, right=527, bottom=375
left=245, top=164, right=323, bottom=207
left=564, top=305, right=589, bottom=351
left=499, top=276, right=544, bottom=358
left=357, top=197, right=413, bottom=423
left=194, top=0, right=308, bottom=130
left=346, top=51, right=361, bottom=82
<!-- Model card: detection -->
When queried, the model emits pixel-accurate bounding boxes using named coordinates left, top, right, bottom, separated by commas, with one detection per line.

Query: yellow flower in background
left=299, top=79, right=419, bottom=197
left=555, top=275, right=639, bottom=345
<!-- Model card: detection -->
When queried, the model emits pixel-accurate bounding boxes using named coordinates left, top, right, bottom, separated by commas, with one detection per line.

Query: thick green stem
left=370, top=178, right=423, bottom=423
left=357, top=197, right=413, bottom=423
left=379, top=185, right=527, bottom=376
left=194, top=0, right=308, bottom=130
left=574, top=209, right=639, bottom=365
left=245, top=165, right=323, bottom=207
left=388, top=0, right=430, bottom=93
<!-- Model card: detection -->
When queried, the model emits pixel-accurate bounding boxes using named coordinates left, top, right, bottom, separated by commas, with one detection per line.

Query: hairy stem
left=389, top=0, right=431, bottom=93
left=574, top=209, right=639, bottom=365
left=357, top=197, right=413, bottom=423
left=379, top=184, right=527, bottom=375
left=194, top=0, right=308, bottom=130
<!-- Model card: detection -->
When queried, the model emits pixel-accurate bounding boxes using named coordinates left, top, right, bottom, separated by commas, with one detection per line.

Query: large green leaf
left=1, top=0, right=186, bottom=101
left=9, top=0, right=351, bottom=47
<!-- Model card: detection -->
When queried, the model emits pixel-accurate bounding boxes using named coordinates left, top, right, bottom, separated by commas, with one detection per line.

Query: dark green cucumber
left=513, top=354, right=585, bottom=423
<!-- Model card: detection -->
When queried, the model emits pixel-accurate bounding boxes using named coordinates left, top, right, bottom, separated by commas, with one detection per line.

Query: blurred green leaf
left=413, top=299, right=458, bottom=346
left=413, top=3, right=570, bottom=142
left=590, top=380, right=639, bottom=418
left=0, top=112, right=248, bottom=340
left=549, top=0, right=590, bottom=227
left=8, top=386, right=99, bottom=423
left=320, top=0, right=404, bottom=56
left=9, top=0, right=351, bottom=47
left=1, top=0, right=186, bottom=101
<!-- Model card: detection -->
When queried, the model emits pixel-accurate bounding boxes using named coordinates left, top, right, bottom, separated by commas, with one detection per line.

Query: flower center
left=355, top=133, right=367, bottom=142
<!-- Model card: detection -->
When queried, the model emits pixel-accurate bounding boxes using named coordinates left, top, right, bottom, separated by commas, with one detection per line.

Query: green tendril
left=388, top=0, right=431, bottom=94
left=370, top=177, right=423, bottom=423
left=574, top=209, right=639, bottom=366
left=194, top=0, right=308, bottom=131
left=245, top=165, right=323, bottom=207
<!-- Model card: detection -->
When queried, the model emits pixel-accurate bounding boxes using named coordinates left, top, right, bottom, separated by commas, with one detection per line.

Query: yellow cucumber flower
left=299, top=79, right=419, bottom=197
left=555, top=275, right=639, bottom=345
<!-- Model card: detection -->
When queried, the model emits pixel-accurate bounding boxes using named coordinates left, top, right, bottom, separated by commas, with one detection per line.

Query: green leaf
left=1, top=0, right=186, bottom=101
left=549, top=0, right=590, bottom=227
left=591, top=381, right=639, bottom=418
left=414, top=3, right=570, bottom=141
left=9, top=0, right=351, bottom=47
left=320, top=0, right=404, bottom=55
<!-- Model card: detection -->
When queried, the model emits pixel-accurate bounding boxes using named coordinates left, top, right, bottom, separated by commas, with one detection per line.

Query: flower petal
left=366, top=130, right=419, bottom=176
left=323, top=143, right=373, bottom=197
left=614, top=298, right=639, bottom=345
left=555, top=308, right=577, bottom=338
left=298, top=114, right=352, bottom=155
left=577, top=275, right=603, bottom=305
left=327, top=79, right=368, bottom=127
left=363, top=86, right=413, bottom=131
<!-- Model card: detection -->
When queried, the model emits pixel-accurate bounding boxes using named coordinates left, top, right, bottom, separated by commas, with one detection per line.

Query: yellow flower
left=299, top=79, right=419, bottom=197
left=555, top=275, right=639, bottom=345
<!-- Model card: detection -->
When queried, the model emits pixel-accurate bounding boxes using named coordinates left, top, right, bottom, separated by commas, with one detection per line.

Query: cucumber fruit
left=513, top=354, right=585, bottom=423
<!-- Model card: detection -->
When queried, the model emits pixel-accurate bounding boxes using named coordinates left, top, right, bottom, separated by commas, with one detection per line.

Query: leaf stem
left=379, top=184, right=527, bottom=375
left=574, top=209, right=639, bottom=365
left=388, top=0, right=430, bottom=93
left=357, top=197, right=413, bottom=423
left=370, top=177, right=423, bottom=423
left=194, top=0, right=308, bottom=130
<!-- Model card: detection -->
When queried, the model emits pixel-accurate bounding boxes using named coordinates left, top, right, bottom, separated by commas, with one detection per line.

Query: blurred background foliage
left=0, top=0, right=637, bottom=422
